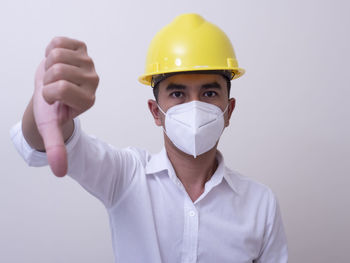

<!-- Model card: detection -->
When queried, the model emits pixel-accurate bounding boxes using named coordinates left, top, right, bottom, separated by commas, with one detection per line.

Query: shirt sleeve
left=255, top=190, right=288, bottom=263
left=10, top=121, right=49, bottom=167
left=10, top=119, right=142, bottom=208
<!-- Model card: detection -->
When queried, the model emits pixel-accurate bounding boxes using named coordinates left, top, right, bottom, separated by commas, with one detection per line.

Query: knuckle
left=50, top=48, right=62, bottom=62
left=51, top=36, right=64, bottom=47
left=93, top=74, right=100, bottom=87
left=56, top=80, right=69, bottom=100
left=78, top=41, right=87, bottom=51
left=42, top=86, right=53, bottom=104
left=85, top=73, right=99, bottom=87
left=57, top=79, right=68, bottom=90
left=87, top=94, right=96, bottom=108
left=93, top=76, right=100, bottom=88
left=83, top=55, right=93, bottom=65
left=51, top=64, right=65, bottom=78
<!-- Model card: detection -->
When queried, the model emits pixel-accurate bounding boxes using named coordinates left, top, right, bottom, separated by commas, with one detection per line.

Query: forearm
left=22, top=97, right=74, bottom=152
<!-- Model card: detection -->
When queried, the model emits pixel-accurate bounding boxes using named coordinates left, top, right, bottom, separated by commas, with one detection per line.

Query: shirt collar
left=145, top=147, right=172, bottom=175
left=145, top=147, right=239, bottom=194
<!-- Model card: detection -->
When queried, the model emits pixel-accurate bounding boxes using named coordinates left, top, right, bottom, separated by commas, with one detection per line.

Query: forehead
left=159, top=73, right=227, bottom=89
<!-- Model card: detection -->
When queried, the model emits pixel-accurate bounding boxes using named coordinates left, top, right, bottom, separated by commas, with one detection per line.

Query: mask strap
left=222, top=103, right=229, bottom=116
left=156, top=104, right=168, bottom=134
left=157, top=103, right=166, bottom=116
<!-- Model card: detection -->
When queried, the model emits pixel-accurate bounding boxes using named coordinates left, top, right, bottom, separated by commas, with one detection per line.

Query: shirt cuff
left=9, top=118, right=81, bottom=167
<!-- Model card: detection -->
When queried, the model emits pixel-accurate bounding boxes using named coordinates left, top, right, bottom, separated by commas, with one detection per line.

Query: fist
left=33, top=37, right=99, bottom=177
left=42, top=36, right=99, bottom=119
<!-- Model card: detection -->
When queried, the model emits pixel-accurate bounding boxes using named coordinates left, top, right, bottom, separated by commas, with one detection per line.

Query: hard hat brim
left=138, top=67, right=245, bottom=86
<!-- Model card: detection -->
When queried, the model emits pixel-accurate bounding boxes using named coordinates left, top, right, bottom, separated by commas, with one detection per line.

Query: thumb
left=38, top=111, right=68, bottom=177
left=33, top=60, right=68, bottom=177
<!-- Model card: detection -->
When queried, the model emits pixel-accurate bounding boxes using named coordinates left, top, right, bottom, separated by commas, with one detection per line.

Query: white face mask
left=158, top=100, right=228, bottom=158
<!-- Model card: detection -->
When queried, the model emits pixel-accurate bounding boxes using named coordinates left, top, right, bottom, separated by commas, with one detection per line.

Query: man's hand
left=31, top=37, right=99, bottom=177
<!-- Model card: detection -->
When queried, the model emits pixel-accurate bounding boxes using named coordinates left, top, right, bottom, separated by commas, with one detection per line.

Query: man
left=11, top=13, right=288, bottom=262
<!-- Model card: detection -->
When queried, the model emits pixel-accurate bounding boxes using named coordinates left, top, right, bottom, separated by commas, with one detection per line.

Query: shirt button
left=189, top=210, right=196, bottom=217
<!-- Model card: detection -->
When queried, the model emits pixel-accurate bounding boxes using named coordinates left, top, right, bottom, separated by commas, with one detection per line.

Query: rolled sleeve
left=10, top=118, right=81, bottom=167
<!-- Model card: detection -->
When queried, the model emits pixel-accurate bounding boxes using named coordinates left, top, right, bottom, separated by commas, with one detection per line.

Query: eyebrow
left=201, top=82, right=222, bottom=90
left=166, top=83, right=186, bottom=91
left=166, top=82, right=222, bottom=91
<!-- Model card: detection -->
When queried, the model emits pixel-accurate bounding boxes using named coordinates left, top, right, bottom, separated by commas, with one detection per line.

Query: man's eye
left=204, top=91, right=217, bottom=97
left=170, top=91, right=184, bottom=98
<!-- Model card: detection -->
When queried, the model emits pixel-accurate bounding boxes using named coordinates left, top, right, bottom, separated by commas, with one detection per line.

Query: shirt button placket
left=182, top=200, right=199, bottom=263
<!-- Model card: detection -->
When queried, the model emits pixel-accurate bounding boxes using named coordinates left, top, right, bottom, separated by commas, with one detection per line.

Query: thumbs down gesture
left=32, top=37, right=99, bottom=177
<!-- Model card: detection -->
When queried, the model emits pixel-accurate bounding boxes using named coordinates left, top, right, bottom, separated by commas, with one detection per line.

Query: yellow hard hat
left=138, top=13, right=245, bottom=86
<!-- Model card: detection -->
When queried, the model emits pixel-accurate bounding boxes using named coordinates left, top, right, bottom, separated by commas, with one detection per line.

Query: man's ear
left=148, top=99, right=163, bottom=126
left=225, top=98, right=236, bottom=127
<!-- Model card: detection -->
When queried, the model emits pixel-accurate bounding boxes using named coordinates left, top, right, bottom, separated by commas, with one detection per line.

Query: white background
left=1, top=0, right=349, bottom=262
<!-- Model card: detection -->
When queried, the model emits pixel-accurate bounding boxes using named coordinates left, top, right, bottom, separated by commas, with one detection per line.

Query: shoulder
left=224, top=167, right=277, bottom=206
left=123, top=146, right=153, bottom=166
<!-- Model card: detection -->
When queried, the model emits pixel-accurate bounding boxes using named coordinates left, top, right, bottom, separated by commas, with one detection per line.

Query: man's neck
left=164, top=136, right=218, bottom=202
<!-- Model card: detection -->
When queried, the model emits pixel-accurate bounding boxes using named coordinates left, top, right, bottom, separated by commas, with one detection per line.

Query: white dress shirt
left=10, top=119, right=288, bottom=263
